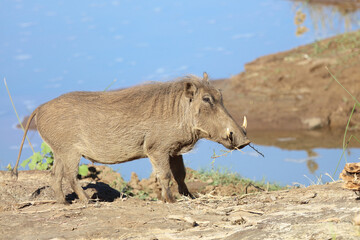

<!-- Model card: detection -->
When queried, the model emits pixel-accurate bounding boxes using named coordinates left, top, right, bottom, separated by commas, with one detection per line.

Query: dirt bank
left=213, top=30, right=360, bottom=132
left=0, top=167, right=359, bottom=240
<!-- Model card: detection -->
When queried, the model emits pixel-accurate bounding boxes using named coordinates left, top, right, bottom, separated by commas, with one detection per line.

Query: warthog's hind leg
left=62, top=153, right=89, bottom=203
left=51, top=155, right=67, bottom=204
left=170, top=155, right=195, bottom=199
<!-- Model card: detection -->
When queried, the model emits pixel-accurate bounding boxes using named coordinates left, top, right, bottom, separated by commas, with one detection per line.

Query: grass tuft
left=325, top=68, right=360, bottom=177
left=4, top=78, right=35, bottom=155
left=190, top=167, right=284, bottom=192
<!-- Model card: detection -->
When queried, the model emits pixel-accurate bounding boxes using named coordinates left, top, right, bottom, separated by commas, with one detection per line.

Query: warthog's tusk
left=226, top=128, right=231, bottom=138
left=242, top=116, right=247, bottom=129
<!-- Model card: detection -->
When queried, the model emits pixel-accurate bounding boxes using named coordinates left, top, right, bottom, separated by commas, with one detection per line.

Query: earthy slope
left=213, top=30, right=360, bottom=132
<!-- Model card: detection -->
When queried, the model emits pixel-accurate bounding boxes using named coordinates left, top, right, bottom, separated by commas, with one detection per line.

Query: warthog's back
left=35, top=81, right=191, bottom=164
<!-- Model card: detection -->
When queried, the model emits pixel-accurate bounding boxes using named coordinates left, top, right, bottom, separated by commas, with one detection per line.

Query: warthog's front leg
left=148, top=154, right=175, bottom=203
left=170, top=155, right=195, bottom=199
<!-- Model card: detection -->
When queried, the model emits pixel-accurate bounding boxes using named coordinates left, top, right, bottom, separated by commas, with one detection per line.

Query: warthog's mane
left=129, top=74, right=204, bottom=93
left=109, top=74, right=207, bottom=105
left=93, top=74, right=211, bottom=121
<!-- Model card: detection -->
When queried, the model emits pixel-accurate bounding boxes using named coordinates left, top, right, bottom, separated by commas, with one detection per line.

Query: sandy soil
left=1, top=167, right=359, bottom=240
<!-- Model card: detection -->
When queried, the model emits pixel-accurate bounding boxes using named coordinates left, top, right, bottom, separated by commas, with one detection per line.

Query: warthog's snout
left=235, top=139, right=251, bottom=149
left=225, top=116, right=250, bottom=150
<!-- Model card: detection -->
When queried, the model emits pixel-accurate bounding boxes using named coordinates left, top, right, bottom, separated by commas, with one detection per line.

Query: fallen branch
left=16, top=200, right=57, bottom=209
left=234, top=207, right=264, bottom=216
left=245, top=182, right=265, bottom=194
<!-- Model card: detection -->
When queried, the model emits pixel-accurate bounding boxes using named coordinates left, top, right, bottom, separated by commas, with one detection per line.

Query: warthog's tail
left=12, top=109, right=37, bottom=177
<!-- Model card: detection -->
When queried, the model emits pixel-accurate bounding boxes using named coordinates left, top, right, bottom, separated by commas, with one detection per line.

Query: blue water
left=1, top=0, right=360, bottom=185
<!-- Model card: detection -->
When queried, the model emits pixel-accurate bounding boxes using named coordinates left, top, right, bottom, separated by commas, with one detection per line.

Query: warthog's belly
left=82, top=152, right=147, bottom=164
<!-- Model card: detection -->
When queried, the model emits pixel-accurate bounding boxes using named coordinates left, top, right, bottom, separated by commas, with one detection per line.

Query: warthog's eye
left=202, top=96, right=212, bottom=104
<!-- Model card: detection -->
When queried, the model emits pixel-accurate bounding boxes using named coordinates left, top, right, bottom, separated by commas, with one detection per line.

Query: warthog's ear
left=203, top=72, right=209, bottom=82
left=184, top=81, right=197, bottom=99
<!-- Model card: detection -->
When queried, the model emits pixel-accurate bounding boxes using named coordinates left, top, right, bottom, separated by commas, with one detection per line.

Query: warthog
left=14, top=73, right=250, bottom=203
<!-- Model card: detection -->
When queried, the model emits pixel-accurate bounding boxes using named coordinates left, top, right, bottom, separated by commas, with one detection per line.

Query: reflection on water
left=306, top=149, right=319, bottom=174
left=294, top=9, right=309, bottom=36
left=247, top=129, right=360, bottom=183
left=292, top=1, right=360, bottom=37
left=249, top=129, right=360, bottom=150
left=307, top=159, right=319, bottom=174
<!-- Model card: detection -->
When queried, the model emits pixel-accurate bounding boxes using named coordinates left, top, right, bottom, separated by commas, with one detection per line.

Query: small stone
left=354, top=214, right=360, bottom=226
left=302, top=117, right=323, bottom=130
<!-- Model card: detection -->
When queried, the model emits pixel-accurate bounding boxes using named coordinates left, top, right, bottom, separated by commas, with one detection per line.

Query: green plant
left=103, top=78, right=117, bottom=91
left=136, top=190, right=150, bottom=200
left=313, top=41, right=324, bottom=55
left=21, top=142, right=53, bottom=170
left=20, top=141, right=88, bottom=176
left=78, top=164, right=89, bottom=177
left=6, top=163, right=12, bottom=171
left=110, top=177, right=129, bottom=192
left=191, top=167, right=283, bottom=192
left=109, top=179, right=157, bottom=201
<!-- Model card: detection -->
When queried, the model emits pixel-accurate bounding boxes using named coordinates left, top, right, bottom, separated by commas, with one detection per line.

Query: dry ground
left=0, top=169, right=359, bottom=240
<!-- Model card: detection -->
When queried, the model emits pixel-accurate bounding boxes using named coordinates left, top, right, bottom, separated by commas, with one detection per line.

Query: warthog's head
left=184, top=73, right=250, bottom=150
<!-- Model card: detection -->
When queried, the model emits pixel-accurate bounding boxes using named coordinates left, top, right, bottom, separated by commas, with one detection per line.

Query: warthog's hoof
left=187, top=192, right=196, bottom=199
left=181, top=191, right=195, bottom=199
left=179, top=187, right=195, bottom=199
